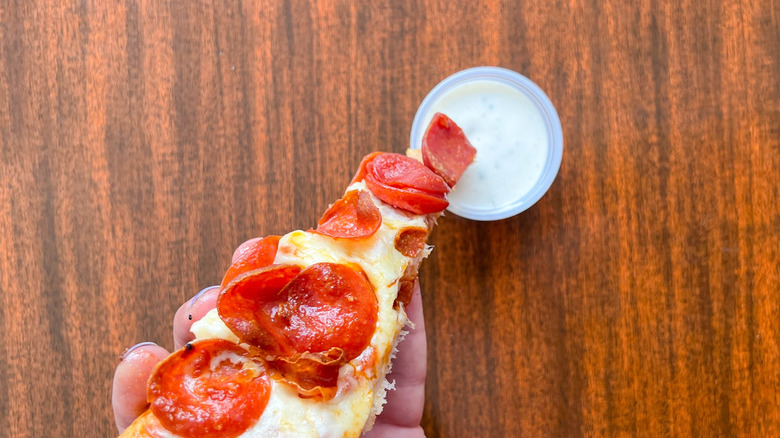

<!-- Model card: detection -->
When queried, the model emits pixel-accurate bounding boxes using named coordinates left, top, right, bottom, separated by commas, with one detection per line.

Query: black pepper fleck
left=185, top=343, right=194, bottom=350
left=188, top=314, right=192, bottom=320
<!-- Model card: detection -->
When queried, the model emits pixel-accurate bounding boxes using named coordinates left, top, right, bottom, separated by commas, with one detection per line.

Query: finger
left=375, top=383, right=426, bottom=429
left=173, top=286, right=220, bottom=349
left=365, top=424, right=426, bottom=438
left=171, top=236, right=261, bottom=349
left=379, top=281, right=427, bottom=427
left=112, top=343, right=169, bottom=432
left=232, top=237, right=262, bottom=262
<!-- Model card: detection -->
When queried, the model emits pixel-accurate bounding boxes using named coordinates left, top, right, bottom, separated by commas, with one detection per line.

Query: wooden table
left=1, top=1, right=778, bottom=436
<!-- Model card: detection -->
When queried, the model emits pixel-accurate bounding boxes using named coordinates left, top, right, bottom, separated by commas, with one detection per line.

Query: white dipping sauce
left=413, top=80, right=549, bottom=211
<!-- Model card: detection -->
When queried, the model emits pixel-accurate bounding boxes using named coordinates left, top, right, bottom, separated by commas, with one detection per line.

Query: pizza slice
left=119, top=113, right=475, bottom=438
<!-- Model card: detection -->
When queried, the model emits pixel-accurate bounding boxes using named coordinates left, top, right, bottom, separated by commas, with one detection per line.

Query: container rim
left=410, top=66, right=564, bottom=221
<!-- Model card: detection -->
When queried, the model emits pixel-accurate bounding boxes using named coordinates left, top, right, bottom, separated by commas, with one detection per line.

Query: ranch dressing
left=413, top=80, right=550, bottom=211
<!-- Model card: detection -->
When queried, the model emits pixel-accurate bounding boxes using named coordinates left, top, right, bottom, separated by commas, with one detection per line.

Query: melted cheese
left=186, top=181, right=426, bottom=438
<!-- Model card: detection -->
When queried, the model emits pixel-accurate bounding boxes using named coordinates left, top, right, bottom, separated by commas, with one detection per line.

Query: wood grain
left=1, top=0, right=778, bottom=436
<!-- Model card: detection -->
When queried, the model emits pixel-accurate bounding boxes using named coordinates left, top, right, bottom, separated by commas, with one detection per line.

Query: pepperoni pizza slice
left=119, top=112, right=476, bottom=438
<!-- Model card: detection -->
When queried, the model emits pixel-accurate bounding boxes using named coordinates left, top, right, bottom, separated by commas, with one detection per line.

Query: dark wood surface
left=1, top=0, right=779, bottom=436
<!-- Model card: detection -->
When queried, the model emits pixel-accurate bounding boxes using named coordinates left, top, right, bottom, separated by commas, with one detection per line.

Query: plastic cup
left=410, top=66, right=564, bottom=221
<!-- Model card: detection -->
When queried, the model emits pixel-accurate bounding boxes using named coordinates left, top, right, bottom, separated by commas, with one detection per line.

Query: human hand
left=112, top=239, right=427, bottom=437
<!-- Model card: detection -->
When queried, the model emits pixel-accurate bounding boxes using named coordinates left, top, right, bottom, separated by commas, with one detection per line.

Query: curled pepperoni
left=314, top=190, right=382, bottom=239
left=367, top=153, right=450, bottom=194
left=365, top=175, right=448, bottom=214
left=219, top=263, right=378, bottom=397
left=351, top=152, right=452, bottom=215
left=221, top=235, right=281, bottom=288
left=350, top=151, right=383, bottom=184
left=279, top=263, right=377, bottom=359
left=394, top=227, right=428, bottom=257
left=218, top=264, right=304, bottom=354
left=148, top=339, right=271, bottom=438
left=362, top=153, right=449, bottom=214
left=218, top=262, right=377, bottom=361
left=422, top=113, right=477, bottom=187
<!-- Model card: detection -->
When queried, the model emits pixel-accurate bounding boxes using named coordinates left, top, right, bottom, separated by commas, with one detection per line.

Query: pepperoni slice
left=148, top=339, right=271, bottom=438
left=394, top=227, right=428, bottom=257
left=422, top=113, right=477, bottom=187
left=367, top=153, right=450, bottom=194
left=350, top=151, right=383, bottom=184
left=218, top=262, right=377, bottom=361
left=360, top=153, right=450, bottom=214
left=314, top=190, right=382, bottom=239
left=221, top=236, right=282, bottom=288
left=218, top=264, right=304, bottom=355
left=364, top=174, right=448, bottom=214
left=279, top=263, right=377, bottom=359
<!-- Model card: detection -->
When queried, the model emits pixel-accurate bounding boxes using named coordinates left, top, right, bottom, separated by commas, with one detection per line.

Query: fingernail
left=187, top=285, right=220, bottom=310
left=119, top=341, right=158, bottom=361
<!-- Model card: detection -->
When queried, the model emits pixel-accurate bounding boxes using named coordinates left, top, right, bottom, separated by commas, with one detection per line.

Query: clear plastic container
left=410, top=67, right=563, bottom=221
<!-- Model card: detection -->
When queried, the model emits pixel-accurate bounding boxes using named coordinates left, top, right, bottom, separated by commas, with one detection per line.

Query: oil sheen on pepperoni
left=364, top=174, right=448, bottom=214
left=221, top=235, right=282, bottom=288
left=367, top=153, right=450, bottom=194
left=148, top=339, right=271, bottom=438
left=350, top=151, right=383, bottom=185
left=218, top=264, right=304, bottom=355
left=422, top=112, right=477, bottom=187
left=314, top=190, right=382, bottom=239
left=361, top=153, right=450, bottom=214
left=218, top=262, right=377, bottom=362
